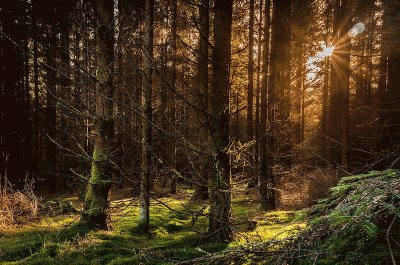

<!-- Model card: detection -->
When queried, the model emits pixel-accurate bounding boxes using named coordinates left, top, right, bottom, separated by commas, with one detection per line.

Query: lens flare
left=354, top=22, right=365, bottom=34
left=348, top=22, right=365, bottom=37
left=321, top=46, right=334, bottom=57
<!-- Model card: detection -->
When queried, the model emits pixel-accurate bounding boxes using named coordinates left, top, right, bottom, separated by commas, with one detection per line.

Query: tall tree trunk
left=321, top=0, right=332, bottom=161
left=383, top=0, right=400, bottom=166
left=192, top=0, right=210, bottom=201
left=270, top=0, right=292, bottom=167
left=327, top=0, right=352, bottom=168
left=81, top=0, right=115, bottom=230
left=33, top=1, right=40, bottom=176
left=0, top=0, right=30, bottom=184
left=259, top=0, right=273, bottom=211
left=138, top=0, right=154, bottom=233
left=170, top=0, right=178, bottom=194
left=46, top=25, right=58, bottom=193
left=254, top=0, right=263, bottom=187
left=247, top=0, right=256, bottom=187
left=378, top=0, right=389, bottom=153
left=60, top=18, right=71, bottom=189
left=208, top=0, right=233, bottom=242
left=292, top=0, right=310, bottom=159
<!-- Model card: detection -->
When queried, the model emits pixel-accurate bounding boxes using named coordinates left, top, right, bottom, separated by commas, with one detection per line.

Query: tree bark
left=208, top=0, right=233, bottom=242
left=192, top=0, right=210, bottom=201
left=170, top=0, right=178, bottom=195
left=45, top=24, right=58, bottom=193
left=382, top=0, right=400, bottom=159
left=270, top=0, right=292, bottom=167
left=246, top=0, right=256, bottom=187
left=327, top=0, right=352, bottom=168
left=81, top=0, right=115, bottom=230
left=254, top=0, right=263, bottom=188
left=138, top=0, right=154, bottom=233
left=259, top=0, right=273, bottom=211
left=321, top=0, right=332, bottom=161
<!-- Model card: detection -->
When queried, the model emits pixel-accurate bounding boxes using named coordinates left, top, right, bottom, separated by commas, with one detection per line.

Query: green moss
left=0, top=188, right=305, bottom=265
left=277, top=170, right=400, bottom=265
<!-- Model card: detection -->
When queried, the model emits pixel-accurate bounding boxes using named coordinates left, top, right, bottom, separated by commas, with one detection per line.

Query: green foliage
left=0, top=189, right=302, bottom=265
left=275, top=170, right=400, bottom=265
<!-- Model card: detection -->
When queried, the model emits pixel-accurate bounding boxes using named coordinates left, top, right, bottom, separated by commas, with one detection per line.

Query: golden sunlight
left=320, top=46, right=334, bottom=57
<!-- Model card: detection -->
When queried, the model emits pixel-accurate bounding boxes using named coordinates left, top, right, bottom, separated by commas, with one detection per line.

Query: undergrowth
left=0, top=177, right=40, bottom=230
left=182, top=170, right=400, bottom=265
left=271, top=170, right=400, bottom=265
left=0, top=188, right=303, bottom=265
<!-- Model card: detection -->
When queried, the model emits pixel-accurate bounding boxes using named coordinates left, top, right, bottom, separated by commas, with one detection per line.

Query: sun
left=320, top=46, right=334, bottom=57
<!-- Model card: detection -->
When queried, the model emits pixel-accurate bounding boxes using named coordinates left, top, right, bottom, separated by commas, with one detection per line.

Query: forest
left=0, top=0, right=400, bottom=264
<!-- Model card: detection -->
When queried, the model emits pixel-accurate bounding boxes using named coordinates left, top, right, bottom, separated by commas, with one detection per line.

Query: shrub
left=0, top=176, right=41, bottom=230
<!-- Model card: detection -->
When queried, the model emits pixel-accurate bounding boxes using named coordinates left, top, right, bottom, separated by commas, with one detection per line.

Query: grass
left=0, top=187, right=305, bottom=265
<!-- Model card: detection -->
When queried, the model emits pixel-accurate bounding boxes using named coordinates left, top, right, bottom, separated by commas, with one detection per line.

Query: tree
left=381, top=0, right=400, bottom=165
left=259, top=0, right=272, bottom=210
left=292, top=0, right=312, bottom=154
left=81, top=0, right=115, bottom=230
left=138, top=0, right=154, bottom=233
left=169, top=0, right=178, bottom=195
left=270, top=0, right=292, bottom=167
left=254, top=0, right=264, bottom=189
left=208, top=0, right=234, bottom=242
left=247, top=0, right=256, bottom=187
left=45, top=17, right=58, bottom=192
left=0, top=0, right=32, bottom=186
left=192, top=0, right=210, bottom=201
left=321, top=0, right=333, bottom=161
left=327, top=0, right=352, bottom=168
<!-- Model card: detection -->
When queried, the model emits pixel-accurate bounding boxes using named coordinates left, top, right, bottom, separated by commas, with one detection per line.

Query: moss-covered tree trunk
left=81, top=0, right=115, bottom=230
left=208, top=0, right=233, bottom=242
left=138, top=0, right=154, bottom=233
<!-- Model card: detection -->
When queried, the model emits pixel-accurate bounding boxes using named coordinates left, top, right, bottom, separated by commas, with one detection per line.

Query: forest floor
left=0, top=186, right=306, bottom=265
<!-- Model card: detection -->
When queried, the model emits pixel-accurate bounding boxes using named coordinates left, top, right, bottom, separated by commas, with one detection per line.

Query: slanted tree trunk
left=138, top=0, right=154, bottom=233
left=259, top=0, right=273, bottom=211
left=81, top=0, right=115, bottom=230
left=192, top=0, right=210, bottom=201
left=208, top=0, right=233, bottom=242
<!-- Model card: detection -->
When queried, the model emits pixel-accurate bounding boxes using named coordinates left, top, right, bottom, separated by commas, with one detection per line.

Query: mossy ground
left=0, top=187, right=304, bottom=265
left=271, top=170, right=400, bottom=265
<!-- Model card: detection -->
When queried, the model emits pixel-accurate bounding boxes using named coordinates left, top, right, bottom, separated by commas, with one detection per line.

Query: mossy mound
left=273, top=170, right=400, bottom=265
left=185, top=170, right=400, bottom=265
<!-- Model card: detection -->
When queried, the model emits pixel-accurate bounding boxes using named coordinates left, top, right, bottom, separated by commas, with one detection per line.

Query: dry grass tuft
left=0, top=176, right=41, bottom=230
